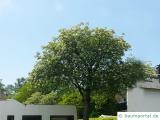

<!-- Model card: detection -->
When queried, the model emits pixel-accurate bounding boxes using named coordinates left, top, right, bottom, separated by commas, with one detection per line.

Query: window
left=22, top=115, right=42, bottom=120
left=7, top=115, right=14, bottom=120
left=50, top=115, right=74, bottom=120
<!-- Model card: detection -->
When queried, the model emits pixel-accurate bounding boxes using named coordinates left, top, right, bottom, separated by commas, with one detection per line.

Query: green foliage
left=59, top=91, right=82, bottom=105
left=24, top=92, right=42, bottom=104
left=0, top=79, right=5, bottom=94
left=143, top=64, right=157, bottom=79
left=30, top=23, right=131, bottom=94
left=14, top=77, right=26, bottom=91
left=116, top=58, right=156, bottom=90
left=24, top=92, right=58, bottom=105
left=91, top=92, right=118, bottom=116
left=40, top=92, right=58, bottom=104
left=59, top=91, right=83, bottom=118
left=5, top=84, right=15, bottom=97
left=92, top=93, right=108, bottom=111
left=95, top=118, right=116, bottom=120
left=79, top=117, right=117, bottom=120
left=14, top=82, right=34, bottom=103
left=28, top=23, right=154, bottom=120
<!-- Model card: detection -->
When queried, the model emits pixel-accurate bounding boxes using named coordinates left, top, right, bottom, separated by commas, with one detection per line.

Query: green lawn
left=79, top=117, right=117, bottom=120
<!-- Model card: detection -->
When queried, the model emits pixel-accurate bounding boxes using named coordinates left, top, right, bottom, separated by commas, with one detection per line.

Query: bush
left=92, top=93, right=118, bottom=116
left=79, top=117, right=117, bottom=120
left=59, top=91, right=83, bottom=118
left=24, top=92, right=58, bottom=105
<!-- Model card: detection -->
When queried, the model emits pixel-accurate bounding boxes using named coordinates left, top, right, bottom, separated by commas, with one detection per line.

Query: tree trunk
left=83, top=90, right=91, bottom=120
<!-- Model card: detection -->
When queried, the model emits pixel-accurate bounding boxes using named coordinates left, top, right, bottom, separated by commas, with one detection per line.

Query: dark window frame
left=7, top=115, right=14, bottom=120
left=22, top=115, right=42, bottom=120
left=50, top=115, right=74, bottom=120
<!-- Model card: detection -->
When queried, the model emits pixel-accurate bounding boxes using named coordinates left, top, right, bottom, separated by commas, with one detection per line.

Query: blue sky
left=0, top=0, right=160, bottom=85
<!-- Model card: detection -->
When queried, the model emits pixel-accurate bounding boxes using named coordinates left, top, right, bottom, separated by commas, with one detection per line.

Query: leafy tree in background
left=40, top=92, right=58, bottom=105
left=24, top=92, right=58, bottom=105
left=24, top=92, right=42, bottom=104
left=29, top=23, right=155, bottom=120
left=91, top=92, right=118, bottom=116
left=0, top=79, right=6, bottom=98
left=14, top=77, right=26, bottom=91
left=3, top=77, right=27, bottom=99
left=59, top=90, right=83, bottom=118
left=59, top=91, right=82, bottom=105
left=5, top=84, right=15, bottom=97
left=14, top=82, right=34, bottom=102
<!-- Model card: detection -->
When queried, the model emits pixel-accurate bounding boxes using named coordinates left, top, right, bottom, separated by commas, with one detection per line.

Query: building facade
left=127, top=79, right=160, bottom=112
left=0, top=99, right=77, bottom=120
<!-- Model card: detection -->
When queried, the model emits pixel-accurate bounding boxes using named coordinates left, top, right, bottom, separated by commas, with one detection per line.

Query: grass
left=79, top=117, right=117, bottom=120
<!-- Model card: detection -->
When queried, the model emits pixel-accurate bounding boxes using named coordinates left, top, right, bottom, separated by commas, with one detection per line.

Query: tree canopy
left=29, top=23, right=155, bottom=120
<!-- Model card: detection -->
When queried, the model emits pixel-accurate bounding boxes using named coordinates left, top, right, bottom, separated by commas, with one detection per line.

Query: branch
left=71, top=80, right=84, bottom=97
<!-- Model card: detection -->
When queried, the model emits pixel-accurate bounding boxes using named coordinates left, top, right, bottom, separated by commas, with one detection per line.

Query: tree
left=0, top=79, right=7, bottom=99
left=4, top=77, right=27, bottom=99
left=0, top=79, right=5, bottom=95
left=59, top=90, right=83, bottom=118
left=24, top=92, right=58, bottom=105
left=14, top=77, right=26, bottom=91
left=40, top=92, right=58, bottom=105
left=29, top=23, right=154, bottom=120
left=5, top=84, right=15, bottom=97
left=24, top=92, right=42, bottom=104
left=91, top=91, right=118, bottom=116
left=14, top=82, right=34, bottom=103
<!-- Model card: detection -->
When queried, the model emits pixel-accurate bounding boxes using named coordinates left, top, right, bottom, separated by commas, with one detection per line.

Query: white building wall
left=128, top=86, right=160, bottom=112
left=0, top=99, right=77, bottom=120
